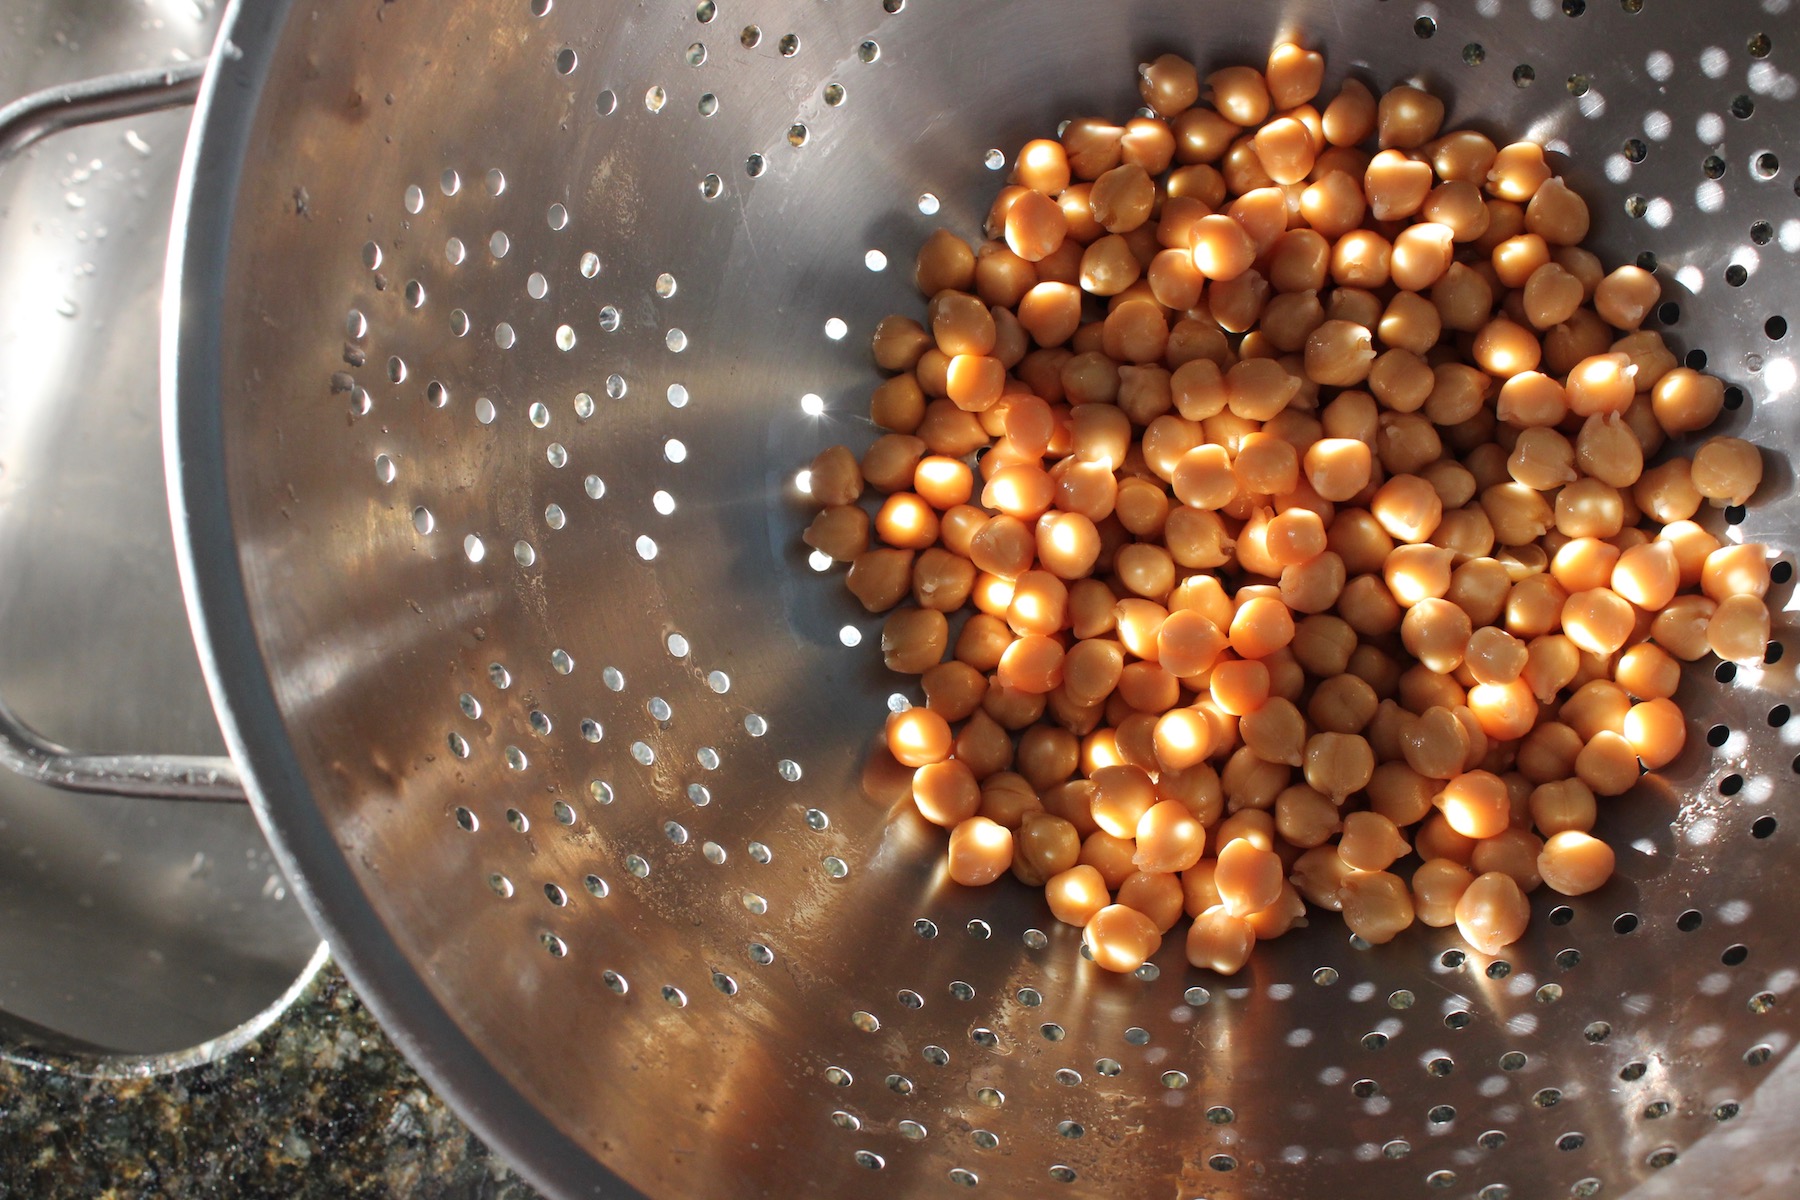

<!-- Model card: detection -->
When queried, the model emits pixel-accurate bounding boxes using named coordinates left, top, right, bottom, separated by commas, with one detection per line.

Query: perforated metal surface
left=171, top=1, right=1800, bottom=1198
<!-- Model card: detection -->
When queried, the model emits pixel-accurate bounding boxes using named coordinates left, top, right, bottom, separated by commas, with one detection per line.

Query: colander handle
left=0, top=61, right=242, bottom=803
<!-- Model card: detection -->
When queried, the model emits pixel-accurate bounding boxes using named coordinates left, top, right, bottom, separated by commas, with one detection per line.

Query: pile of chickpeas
left=800, top=45, right=1772, bottom=975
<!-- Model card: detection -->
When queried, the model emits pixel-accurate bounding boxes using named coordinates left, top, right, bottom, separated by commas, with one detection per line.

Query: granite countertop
left=0, top=962, right=545, bottom=1200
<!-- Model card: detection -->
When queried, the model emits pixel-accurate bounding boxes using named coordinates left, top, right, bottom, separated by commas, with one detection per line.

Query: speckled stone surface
left=0, top=962, right=546, bottom=1200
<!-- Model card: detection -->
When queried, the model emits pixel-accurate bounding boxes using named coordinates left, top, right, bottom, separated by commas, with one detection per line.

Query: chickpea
left=1537, top=829, right=1615, bottom=896
left=1432, top=262, right=1495, bottom=332
left=1650, top=367, right=1726, bottom=435
left=1335, top=810, right=1408, bottom=872
left=1610, top=541, right=1678, bottom=611
left=1115, top=542, right=1176, bottom=600
left=1184, top=905, right=1255, bottom=974
left=1341, top=870, right=1416, bottom=944
left=1553, top=478, right=1625, bottom=540
left=1455, top=870, right=1531, bottom=954
left=1304, top=320, right=1376, bottom=386
left=1364, top=149, right=1432, bottom=220
left=1659, top=521, right=1723, bottom=589
left=1412, top=858, right=1475, bottom=928
left=1518, top=176, right=1589, bottom=245
left=959, top=707, right=1019, bottom=773
left=1301, top=731, right=1374, bottom=801
left=1691, top=437, right=1763, bottom=507
left=1082, top=903, right=1162, bottom=973
left=1036, top=511, right=1102, bottom=580
left=1045, top=864, right=1111, bottom=927
left=1241, top=696, right=1307, bottom=767
left=1138, top=53, right=1201, bottom=118
left=1214, top=837, right=1284, bottom=916
left=1633, top=459, right=1701, bottom=525
left=1471, top=315, right=1542, bottom=377
left=1320, top=77, right=1377, bottom=146
left=1190, top=214, right=1257, bottom=281
left=1400, top=597, right=1471, bottom=675
left=1470, top=827, right=1544, bottom=892
left=1621, top=696, right=1687, bottom=770
left=1708, top=593, right=1771, bottom=664
left=1523, top=262, right=1584, bottom=330
left=911, top=757, right=985, bottom=829
left=1401, top=706, right=1469, bottom=780
left=1527, top=778, right=1596, bottom=838
left=1574, top=729, right=1639, bottom=796
left=1299, top=170, right=1368, bottom=239
left=1253, top=116, right=1317, bottom=185
left=1593, top=265, right=1660, bottom=331
left=946, top=816, right=1016, bottom=887
left=1112, top=869, right=1184, bottom=934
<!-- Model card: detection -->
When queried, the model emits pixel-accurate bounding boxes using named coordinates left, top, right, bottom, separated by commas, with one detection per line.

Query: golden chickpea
left=1304, top=320, right=1375, bottom=386
left=1650, top=367, right=1726, bottom=435
left=1186, top=905, right=1256, bottom=974
left=1412, top=858, right=1475, bottom=928
left=1622, top=696, right=1687, bottom=770
left=1231, top=596, right=1296, bottom=659
left=1471, top=827, right=1543, bottom=892
left=1253, top=116, right=1317, bottom=185
left=1660, top=521, right=1723, bottom=588
left=997, top=633, right=1065, bottom=694
left=1061, top=115, right=1125, bottom=181
left=1116, top=869, right=1186, bottom=933
left=958, top=707, right=1018, bottom=772
left=1400, top=705, right=1469, bottom=780
left=1611, top=541, right=1678, bottom=611
left=979, top=773, right=1045, bottom=833
left=1454, top=870, right=1530, bottom=954
left=1471, top=315, right=1542, bottom=377
left=1214, top=837, right=1284, bottom=917
left=1376, top=84, right=1445, bottom=149
left=1383, top=543, right=1456, bottom=608
left=1078, top=234, right=1143, bottom=296
left=1146, top=247, right=1206, bottom=311
left=1550, top=537, right=1621, bottom=594
left=1522, top=262, right=1584, bottom=330
left=1437, top=770, right=1510, bottom=839
left=1301, top=731, right=1373, bottom=801
left=886, top=707, right=953, bottom=768
left=1485, top=140, right=1551, bottom=201
left=1016, top=281, right=1083, bottom=347
left=1321, top=77, right=1377, bottom=146
left=1691, top=437, right=1763, bottom=507
left=1529, top=778, right=1597, bottom=837
left=947, top=816, right=1015, bottom=887
left=1593, top=265, right=1660, bottom=331
left=1045, top=864, right=1111, bottom=927
left=1518, top=175, right=1588, bottom=244
left=1299, top=170, right=1368, bottom=238
left=1138, top=53, right=1201, bottom=118
left=1553, top=478, right=1625, bottom=539
left=1082, top=903, right=1161, bottom=973
left=1632, top=459, right=1701, bottom=525
left=1270, top=784, right=1338, bottom=849
left=1708, top=593, right=1771, bottom=663
left=1492, top=232, right=1551, bottom=289
left=913, top=547, right=977, bottom=613
left=847, top=547, right=916, bottom=613
left=1573, top=412, right=1644, bottom=488
left=915, top=228, right=977, bottom=297
left=1536, top=829, right=1615, bottom=897
left=1560, top=587, right=1636, bottom=658
left=1089, top=163, right=1156, bottom=234
left=1364, top=149, right=1433, bottom=220
left=1190, top=214, right=1258, bottom=281
left=1336, top=810, right=1409, bottom=872
left=1342, top=870, right=1416, bottom=944
left=1431, top=262, right=1496, bottom=333
left=913, top=758, right=982, bottom=827
left=1205, top=64, right=1271, bottom=125
left=1574, top=729, right=1639, bottom=796
left=1264, top=42, right=1324, bottom=107
left=1240, top=695, right=1306, bottom=768
left=922, top=661, right=987, bottom=723
left=1226, top=358, right=1301, bottom=421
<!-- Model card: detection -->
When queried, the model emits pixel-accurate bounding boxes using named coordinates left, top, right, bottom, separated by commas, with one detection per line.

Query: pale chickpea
left=1537, top=830, right=1615, bottom=896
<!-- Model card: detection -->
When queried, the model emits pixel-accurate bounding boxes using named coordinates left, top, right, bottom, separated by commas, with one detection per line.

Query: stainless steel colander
left=154, top=0, right=1800, bottom=1196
